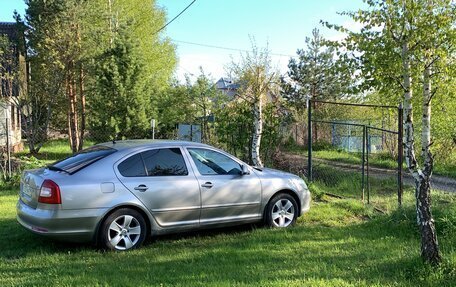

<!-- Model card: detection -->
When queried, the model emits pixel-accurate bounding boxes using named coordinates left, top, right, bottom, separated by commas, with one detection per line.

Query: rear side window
left=49, top=145, right=116, bottom=174
left=118, top=153, right=147, bottom=177
left=142, top=148, right=188, bottom=176
left=117, top=148, right=188, bottom=177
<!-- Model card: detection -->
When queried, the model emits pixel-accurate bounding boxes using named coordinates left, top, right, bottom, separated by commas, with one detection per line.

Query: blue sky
left=0, top=0, right=364, bottom=81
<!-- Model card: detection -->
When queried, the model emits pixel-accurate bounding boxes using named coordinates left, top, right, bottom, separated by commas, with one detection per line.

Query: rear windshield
left=48, top=145, right=116, bottom=174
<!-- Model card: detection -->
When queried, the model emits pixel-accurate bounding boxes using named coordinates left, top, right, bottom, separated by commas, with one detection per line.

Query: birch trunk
left=402, top=42, right=441, bottom=265
left=251, top=96, right=263, bottom=167
left=416, top=65, right=441, bottom=265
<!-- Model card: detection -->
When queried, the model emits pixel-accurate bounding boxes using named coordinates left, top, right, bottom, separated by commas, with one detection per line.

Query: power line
left=155, top=0, right=197, bottom=34
left=172, top=39, right=295, bottom=58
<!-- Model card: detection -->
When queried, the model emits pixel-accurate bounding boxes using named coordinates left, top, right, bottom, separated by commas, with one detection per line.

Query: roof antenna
left=112, top=133, right=118, bottom=144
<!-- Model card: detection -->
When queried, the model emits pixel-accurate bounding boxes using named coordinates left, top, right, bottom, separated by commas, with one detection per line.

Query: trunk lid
left=20, top=168, right=46, bottom=209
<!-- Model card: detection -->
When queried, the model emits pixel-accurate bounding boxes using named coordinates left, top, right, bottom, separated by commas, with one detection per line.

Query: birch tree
left=329, top=0, right=455, bottom=265
left=230, top=44, right=279, bottom=167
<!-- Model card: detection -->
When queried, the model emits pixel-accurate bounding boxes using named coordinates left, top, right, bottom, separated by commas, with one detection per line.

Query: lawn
left=1, top=184, right=456, bottom=286
left=1, top=140, right=455, bottom=286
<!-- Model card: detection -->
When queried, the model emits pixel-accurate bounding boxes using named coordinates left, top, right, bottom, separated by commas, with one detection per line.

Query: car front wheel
left=266, top=193, right=298, bottom=228
left=100, top=208, right=147, bottom=251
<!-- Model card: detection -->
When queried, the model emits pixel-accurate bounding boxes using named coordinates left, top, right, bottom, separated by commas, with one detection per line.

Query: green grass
left=311, top=163, right=401, bottom=212
left=288, top=145, right=456, bottom=179
left=1, top=184, right=456, bottom=286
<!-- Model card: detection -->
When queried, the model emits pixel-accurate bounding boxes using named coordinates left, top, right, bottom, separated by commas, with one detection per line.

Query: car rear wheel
left=266, top=193, right=298, bottom=228
left=100, top=208, right=147, bottom=251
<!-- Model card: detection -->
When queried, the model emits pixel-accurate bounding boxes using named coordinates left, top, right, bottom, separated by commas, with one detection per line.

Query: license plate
left=22, top=184, right=32, bottom=197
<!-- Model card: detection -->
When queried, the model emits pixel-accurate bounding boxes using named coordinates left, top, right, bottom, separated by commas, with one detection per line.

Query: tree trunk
left=415, top=65, right=441, bottom=265
left=251, top=97, right=263, bottom=167
left=78, top=66, right=86, bottom=151
left=402, top=42, right=441, bottom=265
left=67, top=69, right=79, bottom=153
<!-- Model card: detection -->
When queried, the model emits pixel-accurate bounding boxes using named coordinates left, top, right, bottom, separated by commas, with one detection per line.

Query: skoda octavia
left=17, top=140, right=311, bottom=251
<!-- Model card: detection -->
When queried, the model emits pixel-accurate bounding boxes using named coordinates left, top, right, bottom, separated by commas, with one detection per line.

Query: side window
left=118, top=153, right=147, bottom=177
left=141, top=148, right=188, bottom=176
left=188, top=148, right=241, bottom=175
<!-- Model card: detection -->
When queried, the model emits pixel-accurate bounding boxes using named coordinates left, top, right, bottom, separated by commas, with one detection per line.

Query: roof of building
left=215, top=77, right=240, bottom=90
left=0, top=22, right=18, bottom=41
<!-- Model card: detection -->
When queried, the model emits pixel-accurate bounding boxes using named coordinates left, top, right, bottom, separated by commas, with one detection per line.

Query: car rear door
left=115, top=147, right=201, bottom=227
left=184, top=147, right=262, bottom=225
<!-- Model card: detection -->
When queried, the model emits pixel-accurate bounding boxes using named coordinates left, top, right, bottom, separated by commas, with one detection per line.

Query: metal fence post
left=307, top=99, right=312, bottom=182
left=397, top=103, right=404, bottom=207
left=361, top=125, right=366, bottom=203
left=366, top=126, right=370, bottom=204
left=5, top=117, right=11, bottom=179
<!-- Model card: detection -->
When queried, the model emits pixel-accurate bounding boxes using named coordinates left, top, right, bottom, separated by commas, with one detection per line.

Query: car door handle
left=134, top=184, right=148, bottom=192
left=201, top=182, right=213, bottom=188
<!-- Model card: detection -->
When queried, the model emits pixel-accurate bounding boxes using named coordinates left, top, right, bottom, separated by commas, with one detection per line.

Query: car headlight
left=291, top=177, right=308, bottom=192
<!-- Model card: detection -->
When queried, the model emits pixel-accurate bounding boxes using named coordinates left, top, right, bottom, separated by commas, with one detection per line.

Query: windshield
left=49, top=145, right=116, bottom=174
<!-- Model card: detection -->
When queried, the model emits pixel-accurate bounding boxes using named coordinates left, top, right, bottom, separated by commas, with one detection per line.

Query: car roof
left=98, top=139, right=212, bottom=151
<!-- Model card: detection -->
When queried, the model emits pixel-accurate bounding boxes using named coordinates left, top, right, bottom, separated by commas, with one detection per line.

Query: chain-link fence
left=277, top=99, right=404, bottom=209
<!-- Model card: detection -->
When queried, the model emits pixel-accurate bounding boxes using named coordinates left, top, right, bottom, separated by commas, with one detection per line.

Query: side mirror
left=240, top=165, right=250, bottom=175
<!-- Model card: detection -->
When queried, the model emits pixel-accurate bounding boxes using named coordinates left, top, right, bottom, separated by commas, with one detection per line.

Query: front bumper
left=16, top=198, right=106, bottom=243
left=300, top=189, right=311, bottom=215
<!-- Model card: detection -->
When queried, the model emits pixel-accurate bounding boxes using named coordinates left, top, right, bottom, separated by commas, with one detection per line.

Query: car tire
left=99, top=208, right=147, bottom=251
left=265, top=193, right=298, bottom=228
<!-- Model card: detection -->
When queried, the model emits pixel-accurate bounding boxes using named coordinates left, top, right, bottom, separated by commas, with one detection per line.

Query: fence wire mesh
left=276, top=100, right=403, bottom=210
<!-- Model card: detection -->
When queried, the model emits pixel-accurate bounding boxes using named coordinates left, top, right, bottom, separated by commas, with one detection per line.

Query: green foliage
left=213, top=100, right=287, bottom=165
left=185, top=69, right=227, bottom=144
left=326, top=0, right=456, bottom=171
left=154, top=82, right=194, bottom=139
left=20, top=0, right=176, bottom=148
left=88, top=25, right=150, bottom=141
left=214, top=100, right=253, bottom=162
left=282, top=28, right=354, bottom=110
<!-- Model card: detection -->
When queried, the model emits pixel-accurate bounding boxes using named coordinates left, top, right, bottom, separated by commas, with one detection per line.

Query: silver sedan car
left=17, top=140, right=311, bottom=251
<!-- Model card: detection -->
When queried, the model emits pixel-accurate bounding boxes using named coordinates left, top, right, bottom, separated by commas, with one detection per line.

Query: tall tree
left=21, top=0, right=176, bottom=151
left=330, top=0, right=456, bottom=265
left=89, top=25, right=150, bottom=141
left=282, top=28, right=354, bottom=140
left=230, top=43, right=279, bottom=167
left=24, top=0, right=89, bottom=152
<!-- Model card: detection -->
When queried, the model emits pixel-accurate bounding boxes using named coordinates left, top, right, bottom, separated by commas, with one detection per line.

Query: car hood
left=255, top=167, right=300, bottom=180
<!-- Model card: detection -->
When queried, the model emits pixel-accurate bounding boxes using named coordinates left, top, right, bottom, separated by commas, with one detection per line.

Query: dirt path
left=282, top=153, right=456, bottom=193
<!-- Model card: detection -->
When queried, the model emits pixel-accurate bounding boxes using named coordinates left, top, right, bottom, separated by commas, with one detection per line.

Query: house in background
left=215, top=77, right=239, bottom=100
left=0, top=22, right=26, bottom=152
left=215, top=77, right=278, bottom=103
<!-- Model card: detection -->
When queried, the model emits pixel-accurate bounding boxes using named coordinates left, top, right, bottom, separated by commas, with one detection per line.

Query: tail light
left=38, top=180, right=62, bottom=204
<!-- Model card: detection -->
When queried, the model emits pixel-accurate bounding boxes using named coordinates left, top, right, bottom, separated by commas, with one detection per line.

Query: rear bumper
left=16, top=199, right=106, bottom=243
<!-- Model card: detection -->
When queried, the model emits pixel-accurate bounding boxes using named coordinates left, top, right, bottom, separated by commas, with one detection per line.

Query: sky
left=0, top=0, right=364, bottom=82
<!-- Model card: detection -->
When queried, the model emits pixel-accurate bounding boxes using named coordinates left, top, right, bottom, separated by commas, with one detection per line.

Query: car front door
left=115, top=147, right=201, bottom=227
left=185, top=147, right=262, bottom=224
